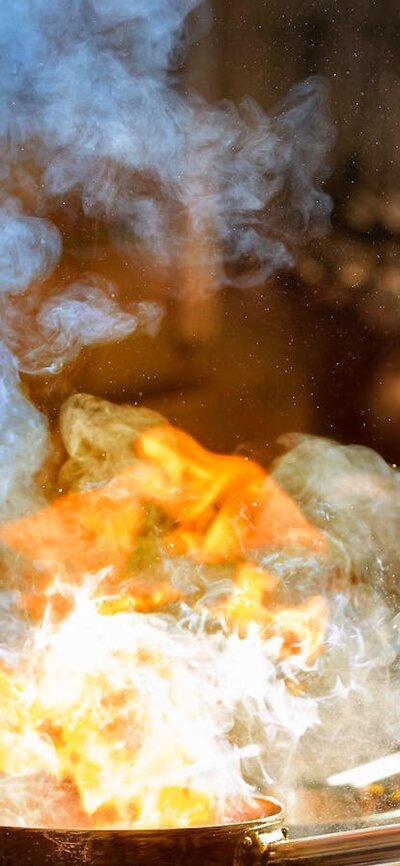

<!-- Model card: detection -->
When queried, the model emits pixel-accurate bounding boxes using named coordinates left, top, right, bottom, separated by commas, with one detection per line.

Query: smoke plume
left=0, top=0, right=332, bottom=285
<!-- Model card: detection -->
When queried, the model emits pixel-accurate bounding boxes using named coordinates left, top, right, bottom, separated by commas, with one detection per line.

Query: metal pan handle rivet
left=241, top=834, right=255, bottom=848
left=240, top=827, right=287, bottom=854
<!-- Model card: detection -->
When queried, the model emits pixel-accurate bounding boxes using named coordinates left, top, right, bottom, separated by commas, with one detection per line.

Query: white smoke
left=0, top=0, right=333, bottom=525
left=273, top=434, right=400, bottom=606
left=0, top=344, right=49, bottom=518
left=0, top=0, right=332, bottom=286
left=0, top=203, right=62, bottom=295
left=265, top=435, right=400, bottom=788
left=0, top=278, right=162, bottom=375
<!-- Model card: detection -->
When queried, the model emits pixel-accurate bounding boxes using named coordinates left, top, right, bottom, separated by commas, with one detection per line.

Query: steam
left=0, top=0, right=333, bottom=536
left=0, top=0, right=332, bottom=288
left=0, top=279, right=161, bottom=376
left=268, top=436, right=400, bottom=787
left=273, top=434, right=400, bottom=606
left=0, top=345, right=48, bottom=519
left=59, top=393, right=165, bottom=488
left=0, top=204, right=62, bottom=295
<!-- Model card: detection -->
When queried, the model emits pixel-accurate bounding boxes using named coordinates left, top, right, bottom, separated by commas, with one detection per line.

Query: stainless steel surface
left=232, top=785, right=400, bottom=865
left=269, top=823, right=400, bottom=865
left=271, top=784, right=400, bottom=835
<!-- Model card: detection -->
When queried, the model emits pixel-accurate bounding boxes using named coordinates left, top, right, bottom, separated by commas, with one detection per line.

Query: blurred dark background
left=34, top=0, right=400, bottom=467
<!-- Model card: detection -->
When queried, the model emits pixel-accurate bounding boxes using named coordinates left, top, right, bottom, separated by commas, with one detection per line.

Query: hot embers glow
left=0, top=396, right=329, bottom=829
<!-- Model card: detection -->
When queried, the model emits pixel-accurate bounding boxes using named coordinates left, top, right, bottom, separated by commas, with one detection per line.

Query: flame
left=138, top=425, right=326, bottom=559
left=0, top=410, right=329, bottom=829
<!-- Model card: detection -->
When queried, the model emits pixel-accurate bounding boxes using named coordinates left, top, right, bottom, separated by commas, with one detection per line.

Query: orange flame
left=0, top=417, right=329, bottom=828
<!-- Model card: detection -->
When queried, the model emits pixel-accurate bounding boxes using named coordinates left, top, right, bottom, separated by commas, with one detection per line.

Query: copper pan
left=0, top=796, right=285, bottom=866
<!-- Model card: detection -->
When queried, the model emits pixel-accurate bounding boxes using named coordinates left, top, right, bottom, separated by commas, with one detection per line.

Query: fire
left=0, top=401, right=329, bottom=829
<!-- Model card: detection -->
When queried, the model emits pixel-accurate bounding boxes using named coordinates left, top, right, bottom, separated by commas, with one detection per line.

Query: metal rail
left=268, top=822, right=400, bottom=865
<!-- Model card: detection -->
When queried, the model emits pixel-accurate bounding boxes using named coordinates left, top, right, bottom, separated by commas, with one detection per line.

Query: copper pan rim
left=0, top=794, right=285, bottom=838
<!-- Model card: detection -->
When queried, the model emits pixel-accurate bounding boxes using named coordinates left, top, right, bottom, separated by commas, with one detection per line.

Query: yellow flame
left=0, top=411, right=329, bottom=828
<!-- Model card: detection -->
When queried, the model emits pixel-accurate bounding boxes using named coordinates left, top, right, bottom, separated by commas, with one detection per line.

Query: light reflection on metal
left=327, top=753, right=400, bottom=788
left=268, top=823, right=400, bottom=865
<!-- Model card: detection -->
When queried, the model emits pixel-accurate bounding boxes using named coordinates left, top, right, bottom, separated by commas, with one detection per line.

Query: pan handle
left=237, top=825, right=288, bottom=861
